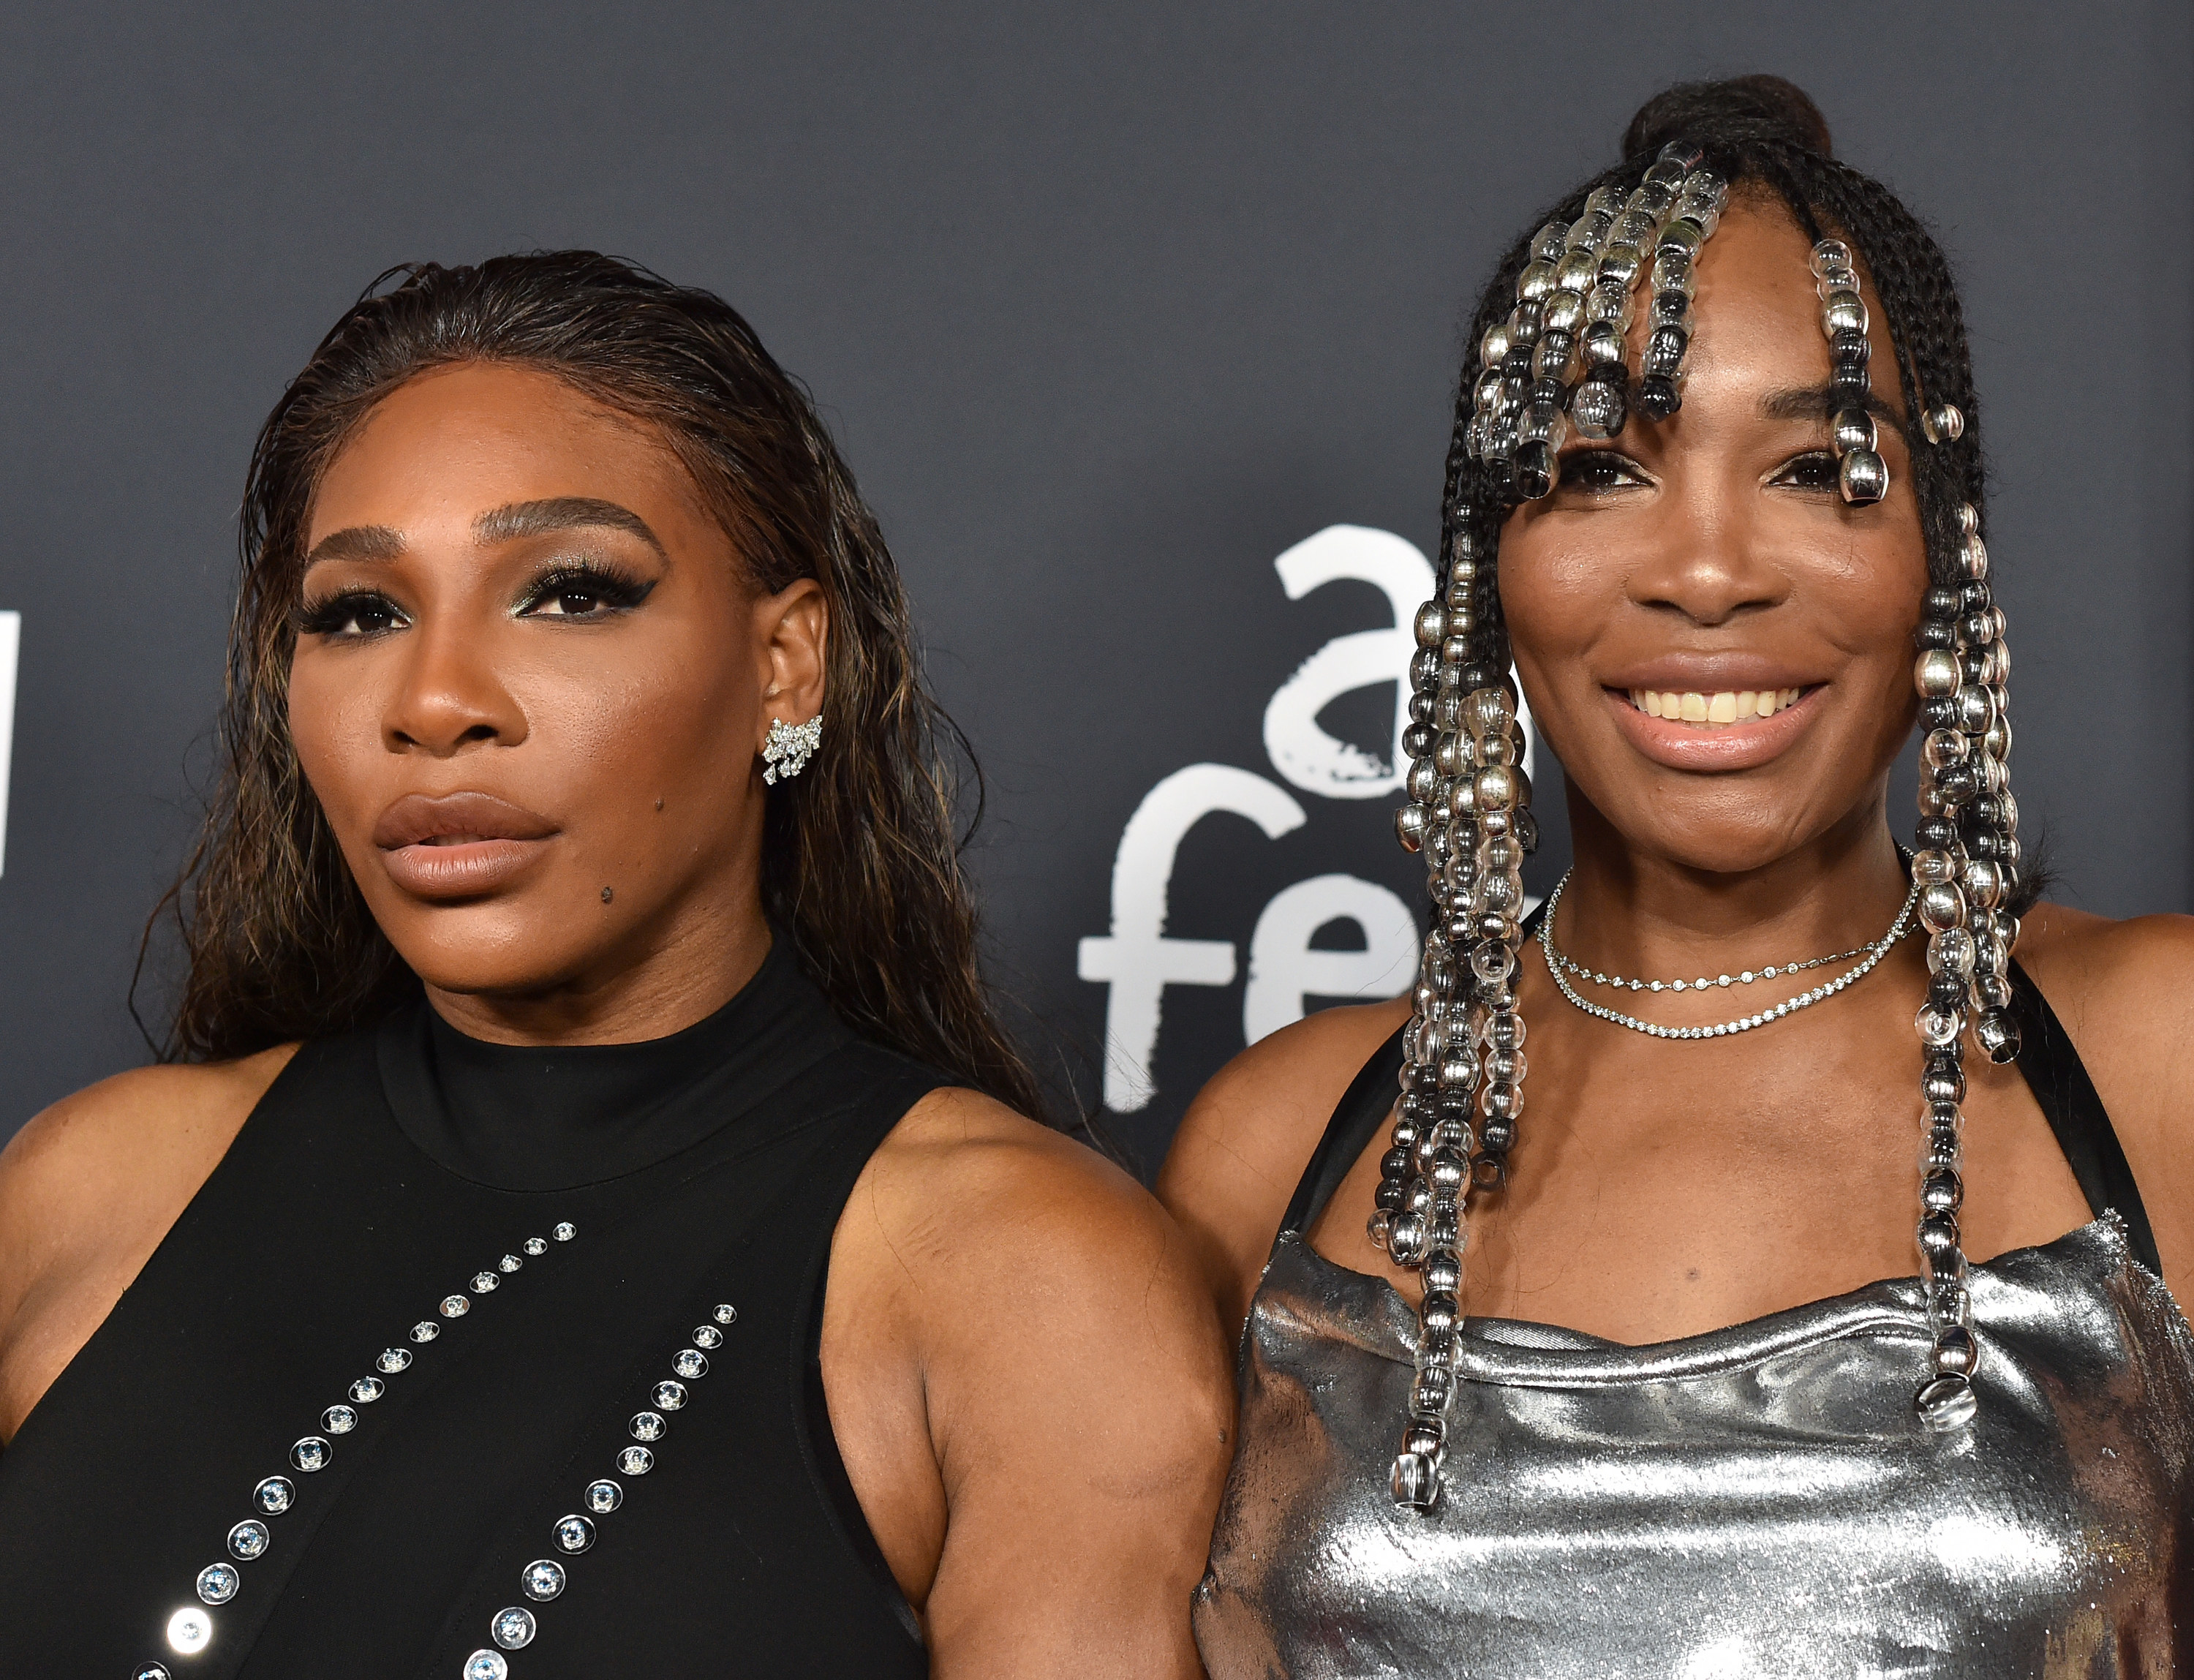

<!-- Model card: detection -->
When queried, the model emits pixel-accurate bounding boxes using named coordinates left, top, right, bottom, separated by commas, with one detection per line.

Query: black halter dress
left=0, top=941, right=938, bottom=1679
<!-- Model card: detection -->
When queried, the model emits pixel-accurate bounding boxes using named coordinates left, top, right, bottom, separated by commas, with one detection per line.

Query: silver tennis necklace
left=1539, top=868, right=1921, bottom=1041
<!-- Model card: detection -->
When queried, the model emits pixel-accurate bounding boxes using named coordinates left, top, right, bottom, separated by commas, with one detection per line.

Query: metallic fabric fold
left=1196, top=1219, right=2194, bottom=1679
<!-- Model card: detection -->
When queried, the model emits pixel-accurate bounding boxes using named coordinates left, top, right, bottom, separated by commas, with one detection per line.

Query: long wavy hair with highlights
left=146, top=250, right=1047, bottom=1122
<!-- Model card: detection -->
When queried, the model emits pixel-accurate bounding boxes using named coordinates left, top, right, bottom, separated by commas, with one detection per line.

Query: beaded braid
left=1379, top=126, right=2021, bottom=1510
left=1382, top=143, right=1730, bottom=1512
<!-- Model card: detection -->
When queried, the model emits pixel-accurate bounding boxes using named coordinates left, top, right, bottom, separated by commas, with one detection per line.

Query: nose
left=1625, top=480, right=1789, bottom=628
left=382, top=618, right=528, bottom=756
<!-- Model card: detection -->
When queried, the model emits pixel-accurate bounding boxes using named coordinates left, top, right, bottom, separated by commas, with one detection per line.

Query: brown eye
left=1771, top=451, right=1841, bottom=492
left=515, top=562, right=656, bottom=619
left=296, top=592, right=406, bottom=639
left=1558, top=450, right=1648, bottom=493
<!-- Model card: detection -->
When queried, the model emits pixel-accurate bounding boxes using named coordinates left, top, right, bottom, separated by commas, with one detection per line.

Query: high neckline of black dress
left=374, top=935, right=852, bottom=1193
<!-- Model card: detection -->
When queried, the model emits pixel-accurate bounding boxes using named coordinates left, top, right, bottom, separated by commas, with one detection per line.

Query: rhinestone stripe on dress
left=460, top=1303, right=738, bottom=1680
left=131, top=1221, right=580, bottom=1680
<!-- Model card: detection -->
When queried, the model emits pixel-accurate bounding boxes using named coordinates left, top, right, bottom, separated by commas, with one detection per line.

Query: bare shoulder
left=1157, top=997, right=1409, bottom=1330
left=1, top=1049, right=295, bottom=1238
left=2013, top=902, right=2194, bottom=1281
left=0, top=1045, right=295, bottom=1439
left=2012, top=901, right=2194, bottom=1056
left=848, top=1088, right=1218, bottom=1339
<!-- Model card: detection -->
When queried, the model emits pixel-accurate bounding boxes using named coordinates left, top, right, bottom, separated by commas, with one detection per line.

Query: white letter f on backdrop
left=1077, top=764, right=1305, bottom=1111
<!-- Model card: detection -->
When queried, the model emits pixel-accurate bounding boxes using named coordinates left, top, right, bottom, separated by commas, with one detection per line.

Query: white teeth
left=1629, top=688, right=1806, bottom=726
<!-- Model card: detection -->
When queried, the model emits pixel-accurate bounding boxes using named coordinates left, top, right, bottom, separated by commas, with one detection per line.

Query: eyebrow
left=1760, top=384, right=1910, bottom=447
left=472, top=497, right=668, bottom=560
left=302, top=497, right=670, bottom=573
left=301, top=524, right=406, bottom=570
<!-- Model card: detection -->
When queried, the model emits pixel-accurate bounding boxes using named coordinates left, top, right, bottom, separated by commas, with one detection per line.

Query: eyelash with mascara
left=293, top=557, right=657, bottom=639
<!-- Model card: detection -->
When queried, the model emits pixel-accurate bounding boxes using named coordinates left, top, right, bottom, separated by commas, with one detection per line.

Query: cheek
left=522, top=636, right=754, bottom=804
left=287, top=658, right=395, bottom=823
left=1495, top=523, right=1609, bottom=680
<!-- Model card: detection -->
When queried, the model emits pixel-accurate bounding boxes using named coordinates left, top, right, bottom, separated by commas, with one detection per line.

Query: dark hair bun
left=1622, top=75, right=1834, bottom=163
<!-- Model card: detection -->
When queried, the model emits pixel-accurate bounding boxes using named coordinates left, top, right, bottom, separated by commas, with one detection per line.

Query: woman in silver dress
left=1161, top=77, right=2194, bottom=1677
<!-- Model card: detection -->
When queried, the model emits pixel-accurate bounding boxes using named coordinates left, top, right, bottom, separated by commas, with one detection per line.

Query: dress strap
left=2008, top=958, right=2163, bottom=1276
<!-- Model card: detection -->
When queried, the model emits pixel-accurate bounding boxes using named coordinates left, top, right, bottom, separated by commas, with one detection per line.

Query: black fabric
left=0, top=941, right=936, bottom=1678
left=1284, top=922, right=2158, bottom=1269
left=2007, top=957, right=2163, bottom=1276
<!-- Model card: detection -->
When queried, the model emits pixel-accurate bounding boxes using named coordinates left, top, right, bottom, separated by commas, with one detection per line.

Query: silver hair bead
left=1839, top=448, right=1889, bottom=505
left=1920, top=402, right=1966, bottom=443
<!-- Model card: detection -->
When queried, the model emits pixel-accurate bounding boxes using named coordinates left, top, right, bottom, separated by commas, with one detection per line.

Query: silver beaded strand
left=1806, top=229, right=2023, bottom=1421
left=1378, top=140, right=1735, bottom=1513
left=1907, top=404, right=2020, bottom=1427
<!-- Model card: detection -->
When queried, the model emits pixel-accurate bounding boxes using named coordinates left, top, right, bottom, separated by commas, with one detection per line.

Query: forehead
left=306, top=362, right=704, bottom=545
left=1667, top=192, right=1893, bottom=412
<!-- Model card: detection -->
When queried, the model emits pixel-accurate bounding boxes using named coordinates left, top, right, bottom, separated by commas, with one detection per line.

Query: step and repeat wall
left=2, top=4, right=2188, bottom=1169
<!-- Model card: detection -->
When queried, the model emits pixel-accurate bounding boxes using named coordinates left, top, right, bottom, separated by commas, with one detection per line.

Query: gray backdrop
left=3, top=3, right=2189, bottom=1172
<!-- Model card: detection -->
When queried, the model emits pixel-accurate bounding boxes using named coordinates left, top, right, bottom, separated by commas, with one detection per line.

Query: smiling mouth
left=1626, top=687, right=1806, bottom=726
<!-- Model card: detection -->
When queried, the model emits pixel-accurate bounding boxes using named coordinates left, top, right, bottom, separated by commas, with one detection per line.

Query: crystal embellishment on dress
left=554, top=1513, right=596, bottom=1554
left=491, top=1606, right=537, bottom=1649
left=195, top=1563, right=240, bottom=1605
left=521, top=1559, right=567, bottom=1601
left=142, top=1219, right=588, bottom=1680
left=450, top=1290, right=736, bottom=1676
left=712, top=1303, right=738, bottom=1325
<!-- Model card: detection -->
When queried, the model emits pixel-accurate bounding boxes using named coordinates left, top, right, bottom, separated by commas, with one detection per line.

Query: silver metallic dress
left=1196, top=1005, right=2194, bottom=1678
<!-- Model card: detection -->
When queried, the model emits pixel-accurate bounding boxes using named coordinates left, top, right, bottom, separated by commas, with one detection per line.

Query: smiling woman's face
left=288, top=361, right=823, bottom=1017
left=1500, top=196, right=1927, bottom=875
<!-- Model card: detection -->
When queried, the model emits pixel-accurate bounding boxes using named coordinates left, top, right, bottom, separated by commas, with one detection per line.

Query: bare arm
left=0, top=1048, right=293, bottom=1442
left=823, top=1089, right=1234, bottom=1678
left=1157, top=1000, right=1409, bottom=1338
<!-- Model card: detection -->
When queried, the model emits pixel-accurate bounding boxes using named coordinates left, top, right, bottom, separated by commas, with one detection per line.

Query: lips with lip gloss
left=1605, top=682, right=1826, bottom=773
left=372, top=791, right=560, bottom=898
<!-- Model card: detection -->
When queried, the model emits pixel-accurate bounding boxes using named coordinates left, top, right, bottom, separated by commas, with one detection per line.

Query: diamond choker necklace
left=1539, top=867, right=1921, bottom=1041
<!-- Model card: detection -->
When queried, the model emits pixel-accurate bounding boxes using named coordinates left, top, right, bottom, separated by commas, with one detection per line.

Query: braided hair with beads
left=1378, top=76, right=2024, bottom=1512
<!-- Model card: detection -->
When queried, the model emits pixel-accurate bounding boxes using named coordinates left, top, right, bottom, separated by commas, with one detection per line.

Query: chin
left=1590, top=785, right=1834, bottom=878
left=374, top=900, right=602, bottom=1001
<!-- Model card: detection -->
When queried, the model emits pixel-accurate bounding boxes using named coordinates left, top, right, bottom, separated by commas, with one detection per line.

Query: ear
left=753, top=577, right=827, bottom=742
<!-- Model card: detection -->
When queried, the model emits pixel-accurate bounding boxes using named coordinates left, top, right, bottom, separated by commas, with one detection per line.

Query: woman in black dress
left=0, top=253, right=1229, bottom=1677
